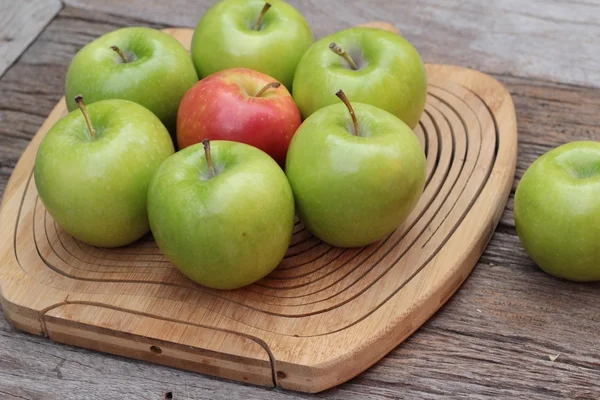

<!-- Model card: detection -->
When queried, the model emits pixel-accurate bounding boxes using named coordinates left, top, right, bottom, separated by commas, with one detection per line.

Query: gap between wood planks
left=0, top=0, right=63, bottom=78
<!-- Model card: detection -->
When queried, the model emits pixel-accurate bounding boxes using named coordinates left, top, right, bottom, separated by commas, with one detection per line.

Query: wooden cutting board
left=0, top=27, right=517, bottom=393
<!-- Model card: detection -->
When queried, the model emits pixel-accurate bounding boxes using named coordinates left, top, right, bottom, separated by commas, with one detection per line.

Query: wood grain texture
left=0, top=4, right=599, bottom=400
left=63, top=0, right=600, bottom=88
left=0, top=0, right=62, bottom=77
left=0, top=28, right=518, bottom=393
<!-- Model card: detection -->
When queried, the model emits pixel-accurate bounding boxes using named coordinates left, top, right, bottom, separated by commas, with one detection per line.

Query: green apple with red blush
left=177, top=68, right=301, bottom=166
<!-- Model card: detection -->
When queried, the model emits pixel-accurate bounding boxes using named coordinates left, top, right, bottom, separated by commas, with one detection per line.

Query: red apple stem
left=202, top=139, right=217, bottom=178
left=335, top=90, right=359, bottom=136
left=255, top=2, right=272, bottom=31
left=329, top=42, right=359, bottom=70
left=255, top=81, right=281, bottom=97
left=74, top=95, right=97, bottom=140
left=110, top=45, right=128, bottom=63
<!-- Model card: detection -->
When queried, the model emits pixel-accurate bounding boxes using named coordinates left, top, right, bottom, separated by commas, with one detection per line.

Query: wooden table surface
left=1, top=1, right=599, bottom=399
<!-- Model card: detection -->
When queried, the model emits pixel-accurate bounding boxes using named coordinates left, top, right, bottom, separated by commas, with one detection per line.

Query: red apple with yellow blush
left=177, top=68, right=302, bottom=166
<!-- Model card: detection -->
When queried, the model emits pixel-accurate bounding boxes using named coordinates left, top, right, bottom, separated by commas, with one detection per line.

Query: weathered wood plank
left=1, top=4, right=600, bottom=400
left=0, top=0, right=62, bottom=77
left=62, top=0, right=600, bottom=88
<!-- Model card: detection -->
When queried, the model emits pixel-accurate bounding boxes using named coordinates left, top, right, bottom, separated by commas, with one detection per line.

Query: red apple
left=177, top=68, right=302, bottom=166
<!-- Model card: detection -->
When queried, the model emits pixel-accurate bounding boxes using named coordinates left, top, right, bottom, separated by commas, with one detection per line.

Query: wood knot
left=276, top=371, right=287, bottom=379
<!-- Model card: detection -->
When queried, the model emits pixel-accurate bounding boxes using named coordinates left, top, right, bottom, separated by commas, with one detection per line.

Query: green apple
left=514, top=141, right=600, bottom=282
left=65, top=27, right=198, bottom=132
left=285, top=91, right=426, bottom=248
left=293, top=27, right=427, bottom=128
left=147, top=139, right=295, bottom=290
left=34, top=97, right=175, bottom=248
left=191, top=0, right=314, bottom=90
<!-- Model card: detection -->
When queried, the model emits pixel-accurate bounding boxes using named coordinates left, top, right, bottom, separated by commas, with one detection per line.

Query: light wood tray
left=0, top=28, right=517, bottom=393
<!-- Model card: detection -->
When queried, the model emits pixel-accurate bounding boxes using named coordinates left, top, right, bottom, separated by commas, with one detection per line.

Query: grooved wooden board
left=0, top=28, right=517, bottom=393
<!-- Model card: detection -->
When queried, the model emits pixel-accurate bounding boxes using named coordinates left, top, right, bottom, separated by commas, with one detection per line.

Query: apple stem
left=110, top=45, right=128, bottom=63
left=202, top=139, right=217, bottom=178
left=329, top=42, right=359, bottom=70
left=335, top=90, right=359, bottom=136
left=255, top=2, right=272, bottom=31
left=255, top=81, right=281, bottom=97
left=74, top=95, right=96, bottom=140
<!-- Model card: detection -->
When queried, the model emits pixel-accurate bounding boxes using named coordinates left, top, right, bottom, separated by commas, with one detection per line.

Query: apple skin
left=65, top=27, right=198, bottom=132
left=191, top=0, right=314, bottom=90
left=34, top=99, right=175, bottom=248
left=285, top=102, right=426, bottom=248
left=147, top=140, right=295, bottom=290
left=514, top=141, right=600, bottom=282
left=177, top=68, right=302, bottom=166
left=292, top=27, right=427, bottom=129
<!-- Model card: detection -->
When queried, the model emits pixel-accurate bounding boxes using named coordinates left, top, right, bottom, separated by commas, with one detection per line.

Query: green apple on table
left=65, top=27, right=198, bottom=132
left=285, top=90, right=426, bottom=248
left=34, top=96, right=175, bottom=248
left=293, top=27, right=427, bottom=128
left=514, top=141, right=600, bottom=282
left=147, top=139, right=295, bottom=290
left=191, top=0, right=314, bottom=90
